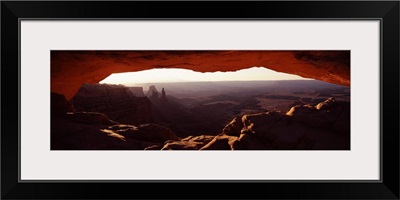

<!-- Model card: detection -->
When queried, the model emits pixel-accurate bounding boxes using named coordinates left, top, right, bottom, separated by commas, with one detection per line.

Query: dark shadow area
left=52, top=76, right=350, bottom=150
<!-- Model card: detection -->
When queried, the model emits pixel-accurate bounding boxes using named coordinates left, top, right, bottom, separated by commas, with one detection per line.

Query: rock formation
left=161, top=135, right=215, bottom=150
left=160, top=98, right=350, bottom=150
left=144, top=86, right=207, bottom=137
left=51, top=93, right=178, bottom=150
left=108, top=123, right=179, bottom=143
left=52, top=114, right=179, bottom=150
left=52, top=92, right=350, bottom=150
left=51, top=51, right=350, bottom=100
left=146, top=85, right=158, bottom=98
left=128, top=87, right=145, bottom=97
left=51, top=92, right=73, bottom=115
left=201, top=97, right=350, bottom=150
left=70, top=83, right=152, bottom=125
left=146, top=86, right=168, bottom=103
left=160, top=88, right=168, bottom=102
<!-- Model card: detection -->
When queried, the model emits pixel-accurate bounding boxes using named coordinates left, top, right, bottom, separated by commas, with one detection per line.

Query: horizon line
left=98, top=79, right=320, bottom=86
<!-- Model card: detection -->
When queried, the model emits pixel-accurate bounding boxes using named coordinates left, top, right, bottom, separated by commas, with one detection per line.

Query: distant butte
left=51, top=51, right=350, bottom=100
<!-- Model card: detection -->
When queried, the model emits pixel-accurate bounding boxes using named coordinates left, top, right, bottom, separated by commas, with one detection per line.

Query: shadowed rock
left=71, top=83, right=153, bottom=125
left=128, top=87, right=145, bottom=97
left=51, top=105, right=178, bottom=150
left=145, top=145, right=163, bottom=150
left=52, top=97, right=350, bottom=150
left=137, top=123, right=179, bottom=141
left=65, top=112, right=117, bottom=125
left=234, top=133, right=274, bottom=150
left=51, top=51, right=350, bottom=100
left=108, top=123, right=179, bottom=143
left=200, top=134, right=239, bottom=150
left=146, top=85, right=158, bottom=99
left=198, top=98, right=350, bottom=150
left=160, top=88, right=168, bottom=102
left=162, top=135, right=215, bottom=150
left=51, top=112, right=151, bottom=150
left=286, top=98, right=350, bottom=134
left=51, top=92, right=72, bottom=115
left=222, top=117, right=244, bottom=136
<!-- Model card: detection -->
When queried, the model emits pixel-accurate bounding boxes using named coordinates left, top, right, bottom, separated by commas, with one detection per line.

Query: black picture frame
left=1, top=1, right=399, bottom=199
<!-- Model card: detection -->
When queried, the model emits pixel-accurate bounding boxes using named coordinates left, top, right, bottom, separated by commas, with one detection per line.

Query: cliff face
left=163, top=98, right=350, bottom=150
left=128, top=87, right=145, bottom=97
left=52, top=114, right=179, bottom=150
left=71, top=84, right=153, bottom=125
left=51, top=96, right=350, bottom=150
left=51, top=92, right=73, bottom=115
left=51, top=92, right=179, bottom=150
left=146, top=85, right=159, bottom=99
left=51, top=51, right=350, bottom=100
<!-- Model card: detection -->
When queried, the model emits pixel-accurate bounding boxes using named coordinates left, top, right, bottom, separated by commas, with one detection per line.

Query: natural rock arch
left=51, top=50, right=350, bottom=100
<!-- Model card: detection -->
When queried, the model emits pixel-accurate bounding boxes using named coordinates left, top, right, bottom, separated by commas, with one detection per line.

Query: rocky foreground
left=52, top=91, right=349, bottom=150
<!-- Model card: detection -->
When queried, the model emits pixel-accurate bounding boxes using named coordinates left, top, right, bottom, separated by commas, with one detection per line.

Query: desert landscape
left=51, top=50, right=350, bottom=150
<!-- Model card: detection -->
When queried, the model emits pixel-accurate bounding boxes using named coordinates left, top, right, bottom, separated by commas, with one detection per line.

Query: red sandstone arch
left=51, top=50, right=350, bottom=100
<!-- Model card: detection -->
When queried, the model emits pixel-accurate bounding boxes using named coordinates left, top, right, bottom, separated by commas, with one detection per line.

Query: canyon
left=51, top=51, right=350, bottom=100
left=51, top=81, right=350, bottom=150
left=50, top=50, right=350, bottom=150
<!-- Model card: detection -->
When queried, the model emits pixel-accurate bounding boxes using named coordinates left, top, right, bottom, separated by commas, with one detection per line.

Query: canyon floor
left=51, top=80, right=350, bottom=150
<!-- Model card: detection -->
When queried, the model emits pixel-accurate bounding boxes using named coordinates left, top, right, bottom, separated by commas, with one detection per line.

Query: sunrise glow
left=100, top=67, right=310, bottom=85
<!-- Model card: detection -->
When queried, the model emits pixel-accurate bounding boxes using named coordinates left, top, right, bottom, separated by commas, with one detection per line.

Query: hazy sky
left=100, top=67, right=310, bottom=85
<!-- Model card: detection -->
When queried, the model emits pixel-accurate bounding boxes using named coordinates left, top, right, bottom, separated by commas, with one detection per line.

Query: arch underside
left=51, top=50, right=350, bottom=99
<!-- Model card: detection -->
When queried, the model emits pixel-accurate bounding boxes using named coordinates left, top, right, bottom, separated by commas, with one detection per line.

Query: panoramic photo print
left=51, top=50, right=350, bottom=150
